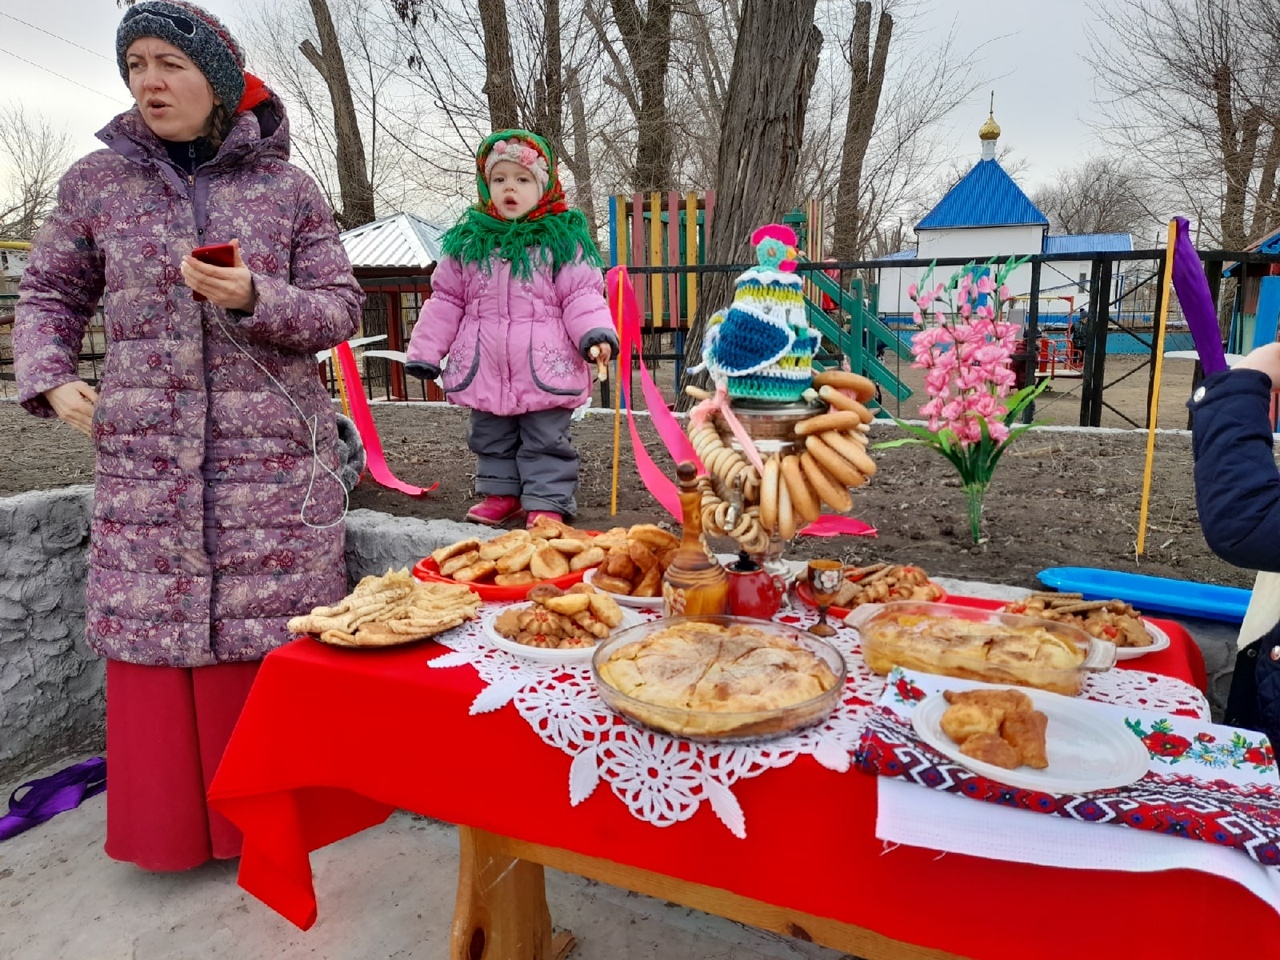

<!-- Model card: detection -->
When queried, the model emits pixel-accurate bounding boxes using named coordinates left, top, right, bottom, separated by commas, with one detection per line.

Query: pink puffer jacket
left=406, top=253, right=615, bottom=416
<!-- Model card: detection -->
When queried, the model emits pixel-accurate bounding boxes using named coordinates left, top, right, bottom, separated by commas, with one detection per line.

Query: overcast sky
left=0, top=0, right=1105, bottom=195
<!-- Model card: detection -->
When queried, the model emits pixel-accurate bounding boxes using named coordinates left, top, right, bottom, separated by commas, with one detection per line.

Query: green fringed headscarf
left=440, top=129, right=602, bottom=279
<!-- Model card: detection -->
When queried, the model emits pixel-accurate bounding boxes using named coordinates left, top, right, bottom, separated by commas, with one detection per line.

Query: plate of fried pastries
left=911, top=684, right=1149, bottom=793
left=287, top=568, right=482, bottom=648
left=1001, top=593, right=1169, bottom=660
left=483, top=582, right=646, bottom=664
left=414, top=519, right=606, bottom=601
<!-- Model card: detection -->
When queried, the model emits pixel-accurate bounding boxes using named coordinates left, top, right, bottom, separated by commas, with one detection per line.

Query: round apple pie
left=593, top=619, right=843, bottom=740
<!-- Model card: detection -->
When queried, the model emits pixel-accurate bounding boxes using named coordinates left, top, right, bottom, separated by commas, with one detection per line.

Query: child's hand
left=1235, top=343, right=1280, bottom=390
left=589, top=343, right=613, bottom=364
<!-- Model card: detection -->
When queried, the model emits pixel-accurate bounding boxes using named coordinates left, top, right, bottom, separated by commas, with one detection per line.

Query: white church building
left=875, top=111, right=1131, bottom=323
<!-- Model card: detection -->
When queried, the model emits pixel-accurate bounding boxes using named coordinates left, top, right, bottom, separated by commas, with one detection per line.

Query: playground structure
left=1006, top=294, right=1085, bottom=379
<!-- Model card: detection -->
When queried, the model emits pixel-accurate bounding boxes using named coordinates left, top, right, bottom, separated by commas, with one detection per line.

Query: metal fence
left=6, top=248, right=1278, bottom=431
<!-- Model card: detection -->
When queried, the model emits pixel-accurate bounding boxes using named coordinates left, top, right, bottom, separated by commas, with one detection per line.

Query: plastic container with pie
left=853, top=601, right=1116, bottom=696
left=591, top=615, right=847, bottom=742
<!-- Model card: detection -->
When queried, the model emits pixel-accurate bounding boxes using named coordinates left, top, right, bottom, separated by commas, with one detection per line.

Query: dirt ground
left=0, top=359, right=1258, bottom=592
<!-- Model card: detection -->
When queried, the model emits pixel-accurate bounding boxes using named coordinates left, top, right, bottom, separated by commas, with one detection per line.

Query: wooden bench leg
left=450, top=826, right=577, bottom=960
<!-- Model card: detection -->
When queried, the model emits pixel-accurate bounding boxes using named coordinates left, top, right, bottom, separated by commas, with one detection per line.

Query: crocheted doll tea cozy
left=701, top=224, right=819, bottom=402
left=440, top=129, right=602, bottom=279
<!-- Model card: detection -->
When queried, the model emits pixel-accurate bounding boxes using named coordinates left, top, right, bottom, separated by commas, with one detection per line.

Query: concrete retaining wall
left=0, top=490, right=488, bottom=782
left=0, top=489, right=1248, bottom=783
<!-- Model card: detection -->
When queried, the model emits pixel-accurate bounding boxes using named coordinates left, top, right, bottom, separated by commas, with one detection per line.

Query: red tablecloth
left=208, top=615, right=1263, bottom=960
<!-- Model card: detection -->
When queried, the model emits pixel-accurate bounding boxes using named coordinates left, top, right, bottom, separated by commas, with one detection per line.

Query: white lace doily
left=428, top=604, right=1210, bottom=837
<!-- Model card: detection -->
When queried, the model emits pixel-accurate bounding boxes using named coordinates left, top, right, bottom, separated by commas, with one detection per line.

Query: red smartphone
left=190, top=242, right=236, bottom=301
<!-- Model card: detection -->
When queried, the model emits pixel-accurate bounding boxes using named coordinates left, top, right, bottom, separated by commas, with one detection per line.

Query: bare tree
left=1088, top=0, right=1280, bottom=248
left=831, top=1, right=892, bottom=259
left=477, top=0, right=521, bottom=128
left=798, top=3, right=984, bottom=260
left=0, top=106, right=73, bottom=241
left=1031, top=156, right=1161, bottom=238
left=679, top=0, right=823, bottom=402
left=300, top=0, right=377, bottom=228
left=243, top=0, right=435, bottom=221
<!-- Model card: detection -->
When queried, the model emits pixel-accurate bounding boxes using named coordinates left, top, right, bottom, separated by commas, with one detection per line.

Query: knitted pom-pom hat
left=117, top=1, right=245, bottom=111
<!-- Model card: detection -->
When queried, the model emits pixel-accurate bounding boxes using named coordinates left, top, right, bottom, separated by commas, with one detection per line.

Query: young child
left=406, top=130, right=616, bottom=528
left=1188, top=342, right=1280, bottom=742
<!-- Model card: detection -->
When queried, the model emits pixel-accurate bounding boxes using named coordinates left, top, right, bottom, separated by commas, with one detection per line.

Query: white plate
left=911, top=689, right=1149, bottom=793
left=480, top=603, right=648, bottom=663
left=583, top=567, right=664, bottom=609
left=1111, top=621, right=1171, bottom=661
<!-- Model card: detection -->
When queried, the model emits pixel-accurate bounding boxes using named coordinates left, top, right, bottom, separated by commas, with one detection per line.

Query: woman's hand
left=1235, top=342, right=1280, bottom=391
left=181, top=238, right=257, bottom=312
left=44, top=381, right=98, bottom=436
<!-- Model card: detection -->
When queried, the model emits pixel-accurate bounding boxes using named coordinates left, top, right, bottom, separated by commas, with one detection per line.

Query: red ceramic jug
left=726, top=554, right=788, bottom=619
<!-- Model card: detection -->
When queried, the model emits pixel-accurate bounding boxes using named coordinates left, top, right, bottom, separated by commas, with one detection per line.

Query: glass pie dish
left=852, top=601, right=1116, bottom=696
left=591, top=615, right=847, bottom=742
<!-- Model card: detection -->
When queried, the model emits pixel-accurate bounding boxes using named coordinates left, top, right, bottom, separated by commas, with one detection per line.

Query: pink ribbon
left=334, top=341, right=437, bottom=497
left=607, top=266, right=698, bottom=520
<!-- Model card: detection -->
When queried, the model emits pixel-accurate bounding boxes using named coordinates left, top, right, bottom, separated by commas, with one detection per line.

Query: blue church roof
left=1043, top=233, right=1132, bottom=254
left=916, top=159, right=1049, bottom=230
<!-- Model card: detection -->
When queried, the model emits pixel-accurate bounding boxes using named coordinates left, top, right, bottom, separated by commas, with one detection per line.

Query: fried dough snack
left=288, top=568, right=482, bottom=647
left=588, top=524, right=680, bottom=598
left=1003, top=593, right=1151, bottom=648
left=940, top=688, right=1049, bottom=771
left=685, top=373, right=879, bottom=550
left=829, top=562, right=945, bottom=609
left=428, top=519, right=605, bottom=587
left=492, top=582, right=625, bottom=649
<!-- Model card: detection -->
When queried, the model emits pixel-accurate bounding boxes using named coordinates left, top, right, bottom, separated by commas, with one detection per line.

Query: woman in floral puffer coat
left=14, top=1, right=362, bottom=871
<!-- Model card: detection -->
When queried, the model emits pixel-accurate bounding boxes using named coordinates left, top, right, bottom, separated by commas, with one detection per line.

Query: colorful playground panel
left=1037, top=566, right=1250, bottom=623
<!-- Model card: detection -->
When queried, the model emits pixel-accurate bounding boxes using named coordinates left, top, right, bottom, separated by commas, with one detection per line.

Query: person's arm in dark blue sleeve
left=1189, top=358, right=1280, bottom=573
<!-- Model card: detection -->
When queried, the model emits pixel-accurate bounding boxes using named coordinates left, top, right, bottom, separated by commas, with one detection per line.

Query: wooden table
left=208, top=615, right=1265, bottom=960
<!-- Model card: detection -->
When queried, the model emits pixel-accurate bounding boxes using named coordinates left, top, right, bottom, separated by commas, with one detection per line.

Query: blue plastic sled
left=1037, top=567, right=1251, bottom=623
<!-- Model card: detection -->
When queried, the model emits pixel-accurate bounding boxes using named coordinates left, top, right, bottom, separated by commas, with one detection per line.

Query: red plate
left=795, top=579, right=947, bottom=621
left=412, top=555, right=591, bottom=602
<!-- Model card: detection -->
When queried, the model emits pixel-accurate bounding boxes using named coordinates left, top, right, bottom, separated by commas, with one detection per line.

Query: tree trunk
left=534, top=0, right=564, bottom=144
left=300, top=0, right=376, bottom=229
left=562, top=66, right=599, bottom=240
left=831, top=2, right=892, bottom=260
left=677, top=0, right=823, bottom=407
left=611, top=0, right=674, bottom=191
left=478, top=0, right=520, bottom=130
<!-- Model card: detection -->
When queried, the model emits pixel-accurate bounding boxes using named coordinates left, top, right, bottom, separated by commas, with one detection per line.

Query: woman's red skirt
left=104, top=658, right=260, bottom=871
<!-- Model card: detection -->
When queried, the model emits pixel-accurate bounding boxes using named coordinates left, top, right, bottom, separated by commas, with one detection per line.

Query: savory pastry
left=1003, top=594, right=1151, bottom=648
left=289, top=569, right=481, bottom=647
left=959, top=732, right=1021, bottom=770
left=940, top=687, right=1049, bottom=771
left=1002, top=709, right=1049, bottom=769
left=493, top=583, right=624, bottom=650
left=597, top=622, right=840, bottom=738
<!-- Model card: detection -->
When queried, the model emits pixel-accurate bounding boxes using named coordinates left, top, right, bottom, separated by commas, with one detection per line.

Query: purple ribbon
left=1171, top=216, right=1228, bottom=375
left=0, top=757, right=106, bottom=842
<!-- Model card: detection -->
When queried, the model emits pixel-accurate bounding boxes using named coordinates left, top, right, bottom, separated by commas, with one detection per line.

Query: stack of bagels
left=688, top=370, right=877, bottom=548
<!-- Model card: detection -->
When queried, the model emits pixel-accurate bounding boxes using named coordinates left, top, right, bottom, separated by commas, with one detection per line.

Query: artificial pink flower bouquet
left=875, top=256, right=1047, bottom=542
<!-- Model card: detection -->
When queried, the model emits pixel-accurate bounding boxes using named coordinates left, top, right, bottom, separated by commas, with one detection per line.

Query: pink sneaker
left=525, top=509, right=563, bottom=529
left=466, top=495, right=524, bottom=527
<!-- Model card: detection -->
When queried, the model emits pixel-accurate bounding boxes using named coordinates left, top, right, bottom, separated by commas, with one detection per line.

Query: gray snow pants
left=468, top=408, right=579, bottom=516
